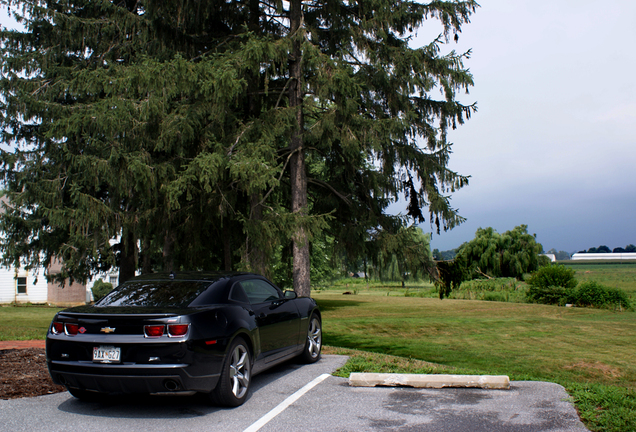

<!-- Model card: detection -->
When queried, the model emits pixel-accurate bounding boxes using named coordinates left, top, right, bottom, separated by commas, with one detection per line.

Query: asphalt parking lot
left=0, top=355, right=588, bottom=432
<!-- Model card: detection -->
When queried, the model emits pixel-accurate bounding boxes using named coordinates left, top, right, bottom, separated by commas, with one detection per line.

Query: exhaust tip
left=163, top=379, right=179, bottom=391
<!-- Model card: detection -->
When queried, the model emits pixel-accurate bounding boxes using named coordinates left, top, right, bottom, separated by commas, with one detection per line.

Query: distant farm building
left=540, top=253, right=556, bottom=262
left=571, top=253, right=636, bottom=261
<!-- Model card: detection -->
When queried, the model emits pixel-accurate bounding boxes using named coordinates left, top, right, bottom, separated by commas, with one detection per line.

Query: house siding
left=0, top=267, right=48, bottom=304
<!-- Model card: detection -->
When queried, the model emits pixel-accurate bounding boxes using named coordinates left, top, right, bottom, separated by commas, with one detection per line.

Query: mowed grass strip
left=0, top=306, right=61, bottom=340
left=315, top=294, right=636, bottom=388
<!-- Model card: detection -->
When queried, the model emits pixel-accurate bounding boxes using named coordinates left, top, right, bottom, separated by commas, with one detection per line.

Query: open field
left=561, top=262, right=636, bottom=295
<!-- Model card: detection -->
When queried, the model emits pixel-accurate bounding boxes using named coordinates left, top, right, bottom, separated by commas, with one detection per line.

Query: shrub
left=570, top=281, right=632, bottom=310
left=525, top=264, right=577, bottom=290
left=525, top=265, right=577, bottom=305
left=526, top=285, right=570, bottom=306
left=604, top=288, right=633, bottom=310
left=91, top=279, right=113, bottom=302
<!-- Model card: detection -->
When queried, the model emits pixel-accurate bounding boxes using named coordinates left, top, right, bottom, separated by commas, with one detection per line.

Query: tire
left=66, top=386, right=105, bottom=402
left=300, top=314, right=322, bottom=363
left=210, top=337, right=252, bottom=407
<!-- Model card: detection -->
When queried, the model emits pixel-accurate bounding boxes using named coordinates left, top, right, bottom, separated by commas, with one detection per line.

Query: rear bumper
left=48, top=360, right=221, bottom=394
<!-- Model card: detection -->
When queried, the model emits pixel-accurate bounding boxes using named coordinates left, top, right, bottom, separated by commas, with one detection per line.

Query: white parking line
left=243, top=373, right=331, bottom=432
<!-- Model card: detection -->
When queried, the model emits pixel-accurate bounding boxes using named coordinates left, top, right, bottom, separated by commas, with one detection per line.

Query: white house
left=0, top=259, right=94, bottom=306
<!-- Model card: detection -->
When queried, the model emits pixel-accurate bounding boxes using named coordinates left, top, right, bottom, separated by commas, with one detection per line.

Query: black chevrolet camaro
left=46, top=271, right=322, bottom=406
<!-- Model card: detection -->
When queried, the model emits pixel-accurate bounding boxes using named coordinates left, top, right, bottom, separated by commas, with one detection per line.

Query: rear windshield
left=96, top=281, right=212, bottom=308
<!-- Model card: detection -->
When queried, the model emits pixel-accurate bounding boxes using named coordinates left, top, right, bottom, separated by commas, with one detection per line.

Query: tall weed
left=448, top=278, right=526, bottom=303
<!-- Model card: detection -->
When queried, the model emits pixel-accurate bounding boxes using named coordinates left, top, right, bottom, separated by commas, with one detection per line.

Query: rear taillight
left=168, top=324, right=189, bottom=337
left=144, top=325, right=165, bottom=338
left=65, top=323, right=79, bottom=335
left=51, top=322, right=64, bottom=335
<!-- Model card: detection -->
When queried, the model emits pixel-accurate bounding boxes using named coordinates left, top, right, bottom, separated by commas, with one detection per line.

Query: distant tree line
left=432, top=248, right=458, bottom=261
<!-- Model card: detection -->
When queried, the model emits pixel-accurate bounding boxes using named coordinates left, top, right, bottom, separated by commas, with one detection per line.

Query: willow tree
left=1, top=0, right=477, bottom=295
left=371, top=226, right=434, bottom=284
left=456, top=225, right=544, bottom=280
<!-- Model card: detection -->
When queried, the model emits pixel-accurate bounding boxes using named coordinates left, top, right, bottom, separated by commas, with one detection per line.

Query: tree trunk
left=119, top=230, right=137, bottom=286
left=248, top=193, right=269, bottom=278
left=223, top=231, right=232, bottom=272
left=289, top=0, right=310, bottom=297
left=141, top=237, right=152, bottom=274
left=163, top=230, right=176, bottom=272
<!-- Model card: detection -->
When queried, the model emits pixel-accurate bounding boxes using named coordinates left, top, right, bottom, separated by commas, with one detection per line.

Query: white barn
left=571, top=253, right=636, bottom=261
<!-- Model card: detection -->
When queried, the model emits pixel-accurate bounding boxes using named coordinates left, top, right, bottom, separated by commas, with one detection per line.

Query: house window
left=109, top=275, right=118, bottom=285
left=16, top=277, right=27, bottom=294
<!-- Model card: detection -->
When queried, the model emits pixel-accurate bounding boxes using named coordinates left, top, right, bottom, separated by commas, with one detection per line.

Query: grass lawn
left=0, top=305, right=61, bottom=340
left=314, top=292, right=636, bottom=431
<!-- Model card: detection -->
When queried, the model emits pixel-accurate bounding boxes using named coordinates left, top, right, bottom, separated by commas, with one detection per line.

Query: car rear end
left=46, top=308, right=226, bottom=395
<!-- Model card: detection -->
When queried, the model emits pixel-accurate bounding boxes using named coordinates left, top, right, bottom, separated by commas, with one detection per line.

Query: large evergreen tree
left=0, top=0, right=477, bottom=295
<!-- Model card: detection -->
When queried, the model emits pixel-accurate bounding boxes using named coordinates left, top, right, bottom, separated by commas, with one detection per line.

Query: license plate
left=93, top=346, right=121, bottom=363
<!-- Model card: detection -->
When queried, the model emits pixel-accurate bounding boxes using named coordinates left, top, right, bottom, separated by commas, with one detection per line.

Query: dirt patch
left=0, top=348, right=66, bottom=399
left=562, top=361, right=622, bottom=379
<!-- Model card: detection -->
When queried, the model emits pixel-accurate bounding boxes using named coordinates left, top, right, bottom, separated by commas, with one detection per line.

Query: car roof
left=96, top=271, right=271, bottom=308
left=126, top=271, right=259, bottom=283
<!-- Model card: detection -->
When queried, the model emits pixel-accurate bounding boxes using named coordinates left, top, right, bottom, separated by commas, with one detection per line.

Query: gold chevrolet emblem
left=100, top=327, right=116, bottom=334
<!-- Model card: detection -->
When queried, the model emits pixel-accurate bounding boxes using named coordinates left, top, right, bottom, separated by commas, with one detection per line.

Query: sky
left=407, top=0, right=636, bottom=253
left=1, top=1, right=635, bottom=254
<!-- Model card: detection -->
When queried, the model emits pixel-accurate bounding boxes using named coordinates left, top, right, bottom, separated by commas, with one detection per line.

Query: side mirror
left=284, top=290, right=297, bottom=299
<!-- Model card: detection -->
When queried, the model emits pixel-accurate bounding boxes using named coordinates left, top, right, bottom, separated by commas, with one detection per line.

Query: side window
left=229, top=284, right=250, bottom=304
left=241, top=279, right=281, bottom=304
left=16, top=276, right=27, bottom=294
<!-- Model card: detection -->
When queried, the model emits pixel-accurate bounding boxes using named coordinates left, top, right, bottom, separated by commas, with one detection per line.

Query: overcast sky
left=410, top=0, right=636, bottom=253
left=2, top=1, right=635, bottom=254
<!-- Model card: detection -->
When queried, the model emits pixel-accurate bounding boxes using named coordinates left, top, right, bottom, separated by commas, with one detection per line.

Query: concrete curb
left=349, top=373, right=510, bottom=390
